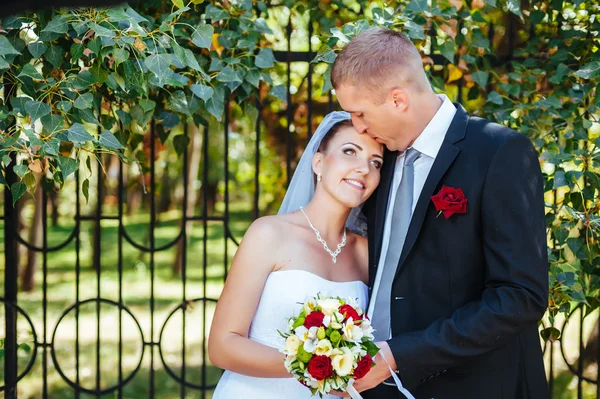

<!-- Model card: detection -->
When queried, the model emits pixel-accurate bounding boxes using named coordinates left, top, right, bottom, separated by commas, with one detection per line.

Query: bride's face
left=313, top=125, right=384, bottom=208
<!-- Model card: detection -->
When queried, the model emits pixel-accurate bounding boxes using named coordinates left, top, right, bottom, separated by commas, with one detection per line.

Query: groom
left=331, top=28, right=549, bottom=398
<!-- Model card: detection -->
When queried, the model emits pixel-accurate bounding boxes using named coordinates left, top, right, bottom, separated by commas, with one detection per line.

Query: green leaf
left=172, top=0, right=185, bottom=8
left=160, top=111, right=180, bottom=129
left=82, top=178, right=90, bottom=204
left=439, top=40, right=455, bottom=64
left=506, top=0, right=523, bottom=18
left=205, top=5, right=228, bottom=21
left=40, top=139, right=60, bottom=156
left=471, top=70, right=489, bottom=88
left=28, top=42, right=48, bottom=59
left=192, top=24, right=214, bottom=49
left=25, top=101, right=51, bottom=122
left=112, top=48, right=129, bottom=65
left=57, top=101, right=72, bottom=113
left=99, top=130, right=124, bottom=150
left=206, top=97, right=224, bottom=120
left=71, top=70, right=94, bottom=90
left=407, top=0, right=429, bottom=12
left=145, top=54, right=172, bottom=86
left=255, top=48, right=275, bottom=69
left=89, top=65, right=108, bottom=84
left=46, top=45, right=65, bottom=68
left=42, top=14, right=70, bottom=34
left=116, top=110, right=132, bottom=125
left=168, top=90, right=191, bottom=116
left=216, top=66, right=242, bottom=83
left=91, top=23, right=115, bottom=38
left=23, top=172, right=36, bottom=194
left=173, top=134, right=189, bottom=157
left=25, top=130, right=42, bottom=146
left=139, top=99, right=156, bottom=112
left=553, top=171, right=567, bottom=189
left=574, top=62, right=600, bottom=80
left=253, top=18, right=272, bottom=34
left=0, top=57, right=9, bottom=70
left=540, top=327, right=561, bottom=342
left=487, top=91, right=503, bottom=105
left=58, top=156, right=79, bottom=179
left=314, top=46, right=336, bottom=64
left=70, top=43, right=85, bottom=61
left=74, top=92, right=94, bottom=110
left=172, top=42, right=203, bottom=71
left=10, top=97, right=32, bottom=116
left=41, top=114, right=64, bottom=134
left=18, top=64, right=43, bottom=80
left=88, top=38, right=102, bottom=55
left=10, top=182, right=26, bottom=205
left=67, top=123, right=94, bottom=143
left=190, top=84, right=214, bottom=101
left=245, top=69, right=260, bottom=88
left=270, top=85, right=287, bottom=104
left=0, top=36, right=21, bottom=56
left=405, top=21, right=425, bottom=40
left=13, top=164, right=28, bottom=178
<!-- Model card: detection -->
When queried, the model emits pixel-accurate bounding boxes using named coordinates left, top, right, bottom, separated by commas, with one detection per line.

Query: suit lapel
left=373, top=149, right=397, bottom=262
left=393, top=104, right=470, bottom=280
left=368, top=149, right=397, bottom=288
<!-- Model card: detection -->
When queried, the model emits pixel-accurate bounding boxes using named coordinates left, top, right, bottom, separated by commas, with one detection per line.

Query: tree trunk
left=173, top=122, right=203, bottom=276
left=49, top=189, right=59, bottom=227
left=20, top=174, right=43, bottom=292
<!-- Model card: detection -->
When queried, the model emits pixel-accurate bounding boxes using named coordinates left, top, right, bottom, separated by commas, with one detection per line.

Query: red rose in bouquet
left=339, top=304, right=361, bottom=322
left=303, top=311, right=325, bottom=328
left=308, top=355, right=334, bottom=380
left=353, top=354, right=372, bottom=379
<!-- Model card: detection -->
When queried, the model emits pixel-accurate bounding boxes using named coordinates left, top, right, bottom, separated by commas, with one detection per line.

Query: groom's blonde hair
left=331, top=28, right=430, bottom=102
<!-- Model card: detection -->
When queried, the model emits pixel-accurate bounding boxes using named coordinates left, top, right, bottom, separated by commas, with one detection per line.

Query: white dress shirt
left=366, top=95, right=457, bottom=323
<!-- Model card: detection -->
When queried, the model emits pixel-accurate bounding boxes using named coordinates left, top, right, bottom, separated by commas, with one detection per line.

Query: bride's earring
left=317, top=174, right=322, bottom=182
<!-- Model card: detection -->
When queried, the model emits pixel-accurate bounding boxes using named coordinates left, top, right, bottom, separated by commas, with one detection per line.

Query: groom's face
left=336, top=84, right=404, bottom=151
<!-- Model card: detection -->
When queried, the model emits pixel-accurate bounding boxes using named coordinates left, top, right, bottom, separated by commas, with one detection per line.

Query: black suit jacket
left=363, top=105, right=549, bottom=399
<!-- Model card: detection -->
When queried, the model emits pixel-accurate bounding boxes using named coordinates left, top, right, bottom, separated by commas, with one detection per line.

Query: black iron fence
left=0, top=12, right=598, bottom=399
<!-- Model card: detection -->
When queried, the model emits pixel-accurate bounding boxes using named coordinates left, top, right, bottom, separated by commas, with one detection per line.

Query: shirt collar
left=406, top=94, right=457, bottom=160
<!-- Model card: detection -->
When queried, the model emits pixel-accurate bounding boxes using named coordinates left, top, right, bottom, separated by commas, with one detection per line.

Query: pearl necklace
left=299, top=206, right=347, bottom=264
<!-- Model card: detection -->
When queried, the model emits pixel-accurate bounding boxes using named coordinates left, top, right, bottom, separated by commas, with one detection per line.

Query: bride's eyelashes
left=342, top=147, right=382, bottom=169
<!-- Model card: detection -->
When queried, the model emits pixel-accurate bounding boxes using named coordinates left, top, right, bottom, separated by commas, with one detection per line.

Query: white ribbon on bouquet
left=345, top=347, right=415, bottom=399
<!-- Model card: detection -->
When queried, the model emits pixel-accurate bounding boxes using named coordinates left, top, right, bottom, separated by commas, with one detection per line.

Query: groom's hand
left=329, top=341, right=395, bottom=397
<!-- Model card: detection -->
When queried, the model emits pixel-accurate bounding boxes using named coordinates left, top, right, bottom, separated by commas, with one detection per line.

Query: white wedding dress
left=212, top=269, right=369, bottom=399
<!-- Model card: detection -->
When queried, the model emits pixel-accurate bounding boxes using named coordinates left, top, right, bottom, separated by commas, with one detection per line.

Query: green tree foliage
left=0, top=0, right=280, bottom=203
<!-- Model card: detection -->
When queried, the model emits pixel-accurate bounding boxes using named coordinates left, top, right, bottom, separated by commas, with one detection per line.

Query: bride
left=208, top=112, right=384, bottom=398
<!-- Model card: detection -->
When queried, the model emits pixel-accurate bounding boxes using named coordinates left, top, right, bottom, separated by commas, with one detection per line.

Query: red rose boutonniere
left=431, top=186, right=468, bottom=219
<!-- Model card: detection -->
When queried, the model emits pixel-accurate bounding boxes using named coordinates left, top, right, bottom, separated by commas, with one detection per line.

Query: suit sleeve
left=386, top=132, right=549, bottom=390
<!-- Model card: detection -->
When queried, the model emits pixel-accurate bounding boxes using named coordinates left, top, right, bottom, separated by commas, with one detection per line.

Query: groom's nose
left=351, top=116, right=367, bottom=134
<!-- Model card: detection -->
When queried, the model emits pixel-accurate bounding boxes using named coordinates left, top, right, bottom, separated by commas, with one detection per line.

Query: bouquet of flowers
left=278, top=293, right=380, bottom=397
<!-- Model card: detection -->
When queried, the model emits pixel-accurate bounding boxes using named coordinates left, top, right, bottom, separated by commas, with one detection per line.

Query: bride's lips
left=343, top=178, right=365, bottom=190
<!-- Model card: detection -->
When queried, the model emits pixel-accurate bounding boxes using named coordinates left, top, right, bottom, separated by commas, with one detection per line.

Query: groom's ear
left=390, top=88, right=409, bottom=112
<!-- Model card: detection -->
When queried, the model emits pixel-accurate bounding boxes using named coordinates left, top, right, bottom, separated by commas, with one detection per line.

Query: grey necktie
left=371, top=148, right=421, bottom=341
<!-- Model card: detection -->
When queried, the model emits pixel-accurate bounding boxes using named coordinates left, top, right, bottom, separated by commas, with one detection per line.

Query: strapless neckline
left=270, top=269, right=368, bottom=287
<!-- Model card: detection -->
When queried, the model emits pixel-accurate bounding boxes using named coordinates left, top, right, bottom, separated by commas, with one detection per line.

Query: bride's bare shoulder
left=242, top=213, right=301, bottom=242
left=348, top=232, right=368, bottom=257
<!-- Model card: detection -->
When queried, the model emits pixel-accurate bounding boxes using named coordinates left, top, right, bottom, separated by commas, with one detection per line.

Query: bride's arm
left=208, top=216, right=290, bottom=378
